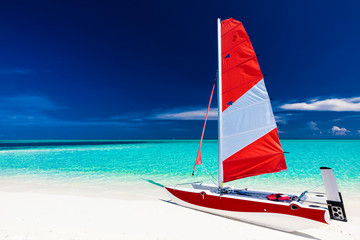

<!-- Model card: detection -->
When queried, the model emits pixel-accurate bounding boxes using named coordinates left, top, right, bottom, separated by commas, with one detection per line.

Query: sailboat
left=165, top=18, right=347, bottom=232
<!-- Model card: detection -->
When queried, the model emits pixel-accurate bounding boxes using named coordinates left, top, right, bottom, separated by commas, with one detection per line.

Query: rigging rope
left=201, top=164, right=218, bottom=185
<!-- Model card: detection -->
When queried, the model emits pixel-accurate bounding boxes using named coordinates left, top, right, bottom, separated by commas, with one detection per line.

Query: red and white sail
left=218, top=18, right=286, bottom=184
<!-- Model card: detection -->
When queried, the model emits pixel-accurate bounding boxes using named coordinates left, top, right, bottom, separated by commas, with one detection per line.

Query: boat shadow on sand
left=143, top=179, right=320, bottom=240
left=159, top=199, right=321, bottom=240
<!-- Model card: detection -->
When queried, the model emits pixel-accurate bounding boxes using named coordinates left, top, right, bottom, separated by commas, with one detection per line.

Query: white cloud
left=331, top=126, right=350, bottom=136
left=308, top=121, right=320, bottom=131
left=280, top=97, right=360, bottom=112
left=152, top=108, right=218, bottom=120
left=274, top=113, right=294, bottom=125
left=154, top=108, right=294, bottom=122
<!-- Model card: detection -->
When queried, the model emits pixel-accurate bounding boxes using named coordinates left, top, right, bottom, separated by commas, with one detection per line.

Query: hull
left=165, top=186, right=330, bottom=232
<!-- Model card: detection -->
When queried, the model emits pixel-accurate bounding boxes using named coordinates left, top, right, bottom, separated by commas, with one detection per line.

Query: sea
left=0, top=139, right=359, bottom=197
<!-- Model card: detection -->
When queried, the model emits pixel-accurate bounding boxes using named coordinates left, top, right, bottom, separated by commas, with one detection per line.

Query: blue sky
left=0, top=1, right=359, bottom=139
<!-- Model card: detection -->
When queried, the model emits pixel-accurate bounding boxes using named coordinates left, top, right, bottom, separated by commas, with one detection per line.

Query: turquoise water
left=0, top=140, right=359, bottom=195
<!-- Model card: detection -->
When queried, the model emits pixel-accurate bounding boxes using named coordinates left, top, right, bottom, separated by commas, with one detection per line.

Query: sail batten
left=219, top=18, right=286, bottom=183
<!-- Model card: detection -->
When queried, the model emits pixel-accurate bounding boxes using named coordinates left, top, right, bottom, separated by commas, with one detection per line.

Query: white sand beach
left=0, top=181, right=359, bottom=240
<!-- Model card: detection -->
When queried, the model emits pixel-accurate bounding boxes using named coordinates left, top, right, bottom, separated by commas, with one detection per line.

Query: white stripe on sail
left=221, top=79, right=277, bottom=161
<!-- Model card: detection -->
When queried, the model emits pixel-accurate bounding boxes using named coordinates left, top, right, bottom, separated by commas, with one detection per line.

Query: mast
left=217, top=18, right=223, bottom=188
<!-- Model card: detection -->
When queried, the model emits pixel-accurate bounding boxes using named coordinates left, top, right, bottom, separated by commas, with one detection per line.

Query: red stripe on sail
left=222, top=128, right=287, bottom=183
left=221, top=18, right=263, bottom=112
left=192, top=83, right=215, bottom=175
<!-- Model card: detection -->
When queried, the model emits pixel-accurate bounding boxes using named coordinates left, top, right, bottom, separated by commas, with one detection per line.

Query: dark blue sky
left=1, top=1, right=359, bottom=139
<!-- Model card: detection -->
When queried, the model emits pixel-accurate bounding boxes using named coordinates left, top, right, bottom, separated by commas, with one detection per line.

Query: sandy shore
left=0, top=181, right=359, bottom=240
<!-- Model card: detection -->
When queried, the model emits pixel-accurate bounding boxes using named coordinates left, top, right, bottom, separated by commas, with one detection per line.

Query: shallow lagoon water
left=0, top=139, right=359, bottom=196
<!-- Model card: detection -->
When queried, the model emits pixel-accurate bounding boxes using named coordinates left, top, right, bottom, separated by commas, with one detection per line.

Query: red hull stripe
left=223, top=128, right=287, bottom=183
left=166, top=187, right=327, bottom=224
left=221, top=18, right=263, bottom=112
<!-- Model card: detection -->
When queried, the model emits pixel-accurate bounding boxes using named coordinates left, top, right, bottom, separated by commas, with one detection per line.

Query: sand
left=0, top=181, right=359, bottom=240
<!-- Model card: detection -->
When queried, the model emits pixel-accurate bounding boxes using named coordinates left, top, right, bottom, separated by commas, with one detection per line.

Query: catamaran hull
left=165, top=187, right=330, bottom=232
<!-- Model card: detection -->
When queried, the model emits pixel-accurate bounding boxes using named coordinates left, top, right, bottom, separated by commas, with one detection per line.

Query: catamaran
left=165, top=18, right=347, bottom=232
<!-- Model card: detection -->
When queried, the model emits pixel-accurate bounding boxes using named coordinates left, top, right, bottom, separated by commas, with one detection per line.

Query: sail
left=219, top=18, right=286, bottom=183
left=192, top=83, right=215, bottom=175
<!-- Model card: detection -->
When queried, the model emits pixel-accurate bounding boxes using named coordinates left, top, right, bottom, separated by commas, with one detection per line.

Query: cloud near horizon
left=308, top=121, right=320, bottom=131
left=152, top=107, right=218, bottom=120
left=331, top=126, right=350, bottom=136
left=280, top=97, right=360, bottom=112
left=153, top=108, right=295, bottom=123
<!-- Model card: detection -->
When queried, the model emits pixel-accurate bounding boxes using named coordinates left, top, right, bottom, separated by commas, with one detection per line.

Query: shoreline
left=1, top=175, right=360, bottom=200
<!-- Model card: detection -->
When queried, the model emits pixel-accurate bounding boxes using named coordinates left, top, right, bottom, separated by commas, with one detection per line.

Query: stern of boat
left=320, top=167, right=347, bottom=222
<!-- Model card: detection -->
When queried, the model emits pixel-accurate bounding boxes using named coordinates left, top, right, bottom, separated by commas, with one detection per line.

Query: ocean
left=0, top=140, right=359, bottom=196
